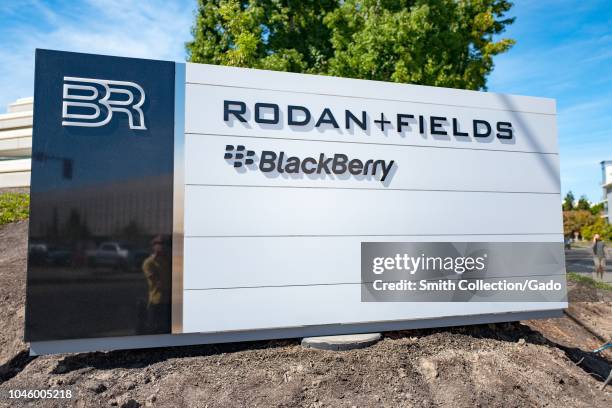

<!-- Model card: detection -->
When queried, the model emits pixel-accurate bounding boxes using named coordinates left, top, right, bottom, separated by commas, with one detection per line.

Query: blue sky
left=488, top=1, right=612, bottom=204
left=0, top=0, right=609, bottom=202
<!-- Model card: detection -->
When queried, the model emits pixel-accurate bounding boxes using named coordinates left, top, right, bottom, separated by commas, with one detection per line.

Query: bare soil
left=0, top=221, right=610, bottom=407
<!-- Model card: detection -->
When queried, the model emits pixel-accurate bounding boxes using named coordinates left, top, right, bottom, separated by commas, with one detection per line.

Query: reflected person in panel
left=142, top=235, right=172, bottom=333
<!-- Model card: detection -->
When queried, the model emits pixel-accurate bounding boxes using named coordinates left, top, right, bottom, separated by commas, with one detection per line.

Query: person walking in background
left=592, top=234, right=607, bottom=281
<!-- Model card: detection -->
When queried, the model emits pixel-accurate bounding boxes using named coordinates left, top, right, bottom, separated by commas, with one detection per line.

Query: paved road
left=565, top=246, right=612, bottom=283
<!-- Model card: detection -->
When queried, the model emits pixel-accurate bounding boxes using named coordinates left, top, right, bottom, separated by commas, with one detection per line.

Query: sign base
left=301, top=333, right=382, bottom=351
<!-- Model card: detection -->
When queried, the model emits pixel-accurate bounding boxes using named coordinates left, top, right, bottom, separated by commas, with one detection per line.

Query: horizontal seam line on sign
left=184, top=132, right=560, bottom=155
left=183, top=273, right=567, bottom=291
left=27, top=270, right=566, bottom=286
left=184, top=184, right=560, bottom=194
left=184, top=82, right=556, bottom=116
left=184, top=233, right=562, bottom=238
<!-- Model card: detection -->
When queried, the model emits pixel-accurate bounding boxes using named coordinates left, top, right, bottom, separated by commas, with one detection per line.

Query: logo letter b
left=62, top=77, right=146, bottom=130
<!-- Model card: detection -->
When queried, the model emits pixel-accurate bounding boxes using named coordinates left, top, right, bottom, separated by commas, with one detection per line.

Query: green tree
left=562, top=191, right=575, bottom=212
left=563, top=210, right=594, bottom=238
left=576, top=195, right=590, bottom=211
left=581, top=217, right=612, bottom=241
left=187, top=0, right=515, bottom=90
left=590, top=202, right=604, bottom=216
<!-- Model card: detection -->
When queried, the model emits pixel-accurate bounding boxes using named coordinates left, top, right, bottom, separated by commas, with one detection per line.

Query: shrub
left=0, top=193, right=30, bottom=226
left=581, top=217, right=612, bottom=241
left=563, top=210, right=594, bottom=238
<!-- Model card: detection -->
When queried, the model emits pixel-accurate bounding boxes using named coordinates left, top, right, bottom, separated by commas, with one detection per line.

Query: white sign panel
left=178, top=63, right=564, bottom=335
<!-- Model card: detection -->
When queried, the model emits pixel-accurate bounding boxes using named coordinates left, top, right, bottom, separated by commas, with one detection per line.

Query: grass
left=567, top=272, right=612, bottom=292
left=0, top=192, right=30, bottom=226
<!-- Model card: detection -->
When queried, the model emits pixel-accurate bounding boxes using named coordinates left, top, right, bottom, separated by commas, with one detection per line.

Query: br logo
left=61, top=76, right=146, bottom=130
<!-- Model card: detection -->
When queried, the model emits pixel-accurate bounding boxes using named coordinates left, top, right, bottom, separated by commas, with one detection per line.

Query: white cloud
left=0, top=0, right=196, bottom=112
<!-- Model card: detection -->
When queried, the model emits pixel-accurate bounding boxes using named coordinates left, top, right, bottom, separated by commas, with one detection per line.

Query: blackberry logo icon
left=223, top=144, right=395, bottom=182
left=224, top=145, right=255, bottom=168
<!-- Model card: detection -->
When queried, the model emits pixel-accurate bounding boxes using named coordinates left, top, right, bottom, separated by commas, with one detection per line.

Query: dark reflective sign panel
left=25, top=50, right=175, bottom=341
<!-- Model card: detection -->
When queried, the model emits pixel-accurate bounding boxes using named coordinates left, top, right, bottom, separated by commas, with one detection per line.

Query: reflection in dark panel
left=25, top=50, right=175, bottom=341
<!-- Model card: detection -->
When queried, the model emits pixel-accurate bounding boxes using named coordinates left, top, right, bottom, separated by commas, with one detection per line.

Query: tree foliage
left=590, top=202, right=605, bottom=216
left=561, top=192, right=610, bottom=240
left=562, top=191, right=575, bottom=212
left=581, top=217, right=612, bottom=241
left=576, top=195, right=590, bottom=211
left=187, top=0, right=515, bottom=90
left=563, top=210, right=594, bottom=237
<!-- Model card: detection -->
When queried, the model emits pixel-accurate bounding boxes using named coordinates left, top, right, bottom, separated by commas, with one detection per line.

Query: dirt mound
left=0, top=220, right=28, bottom=366
left=0, top=221, right=610, bottom=407
left=1, top=327, right=610, bottom=407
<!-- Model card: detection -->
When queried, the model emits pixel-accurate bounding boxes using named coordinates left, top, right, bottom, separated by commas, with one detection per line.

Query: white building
left=0, top=97, right=33, bottom=189
left=602, top=160, right=612, bottom=222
